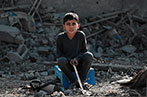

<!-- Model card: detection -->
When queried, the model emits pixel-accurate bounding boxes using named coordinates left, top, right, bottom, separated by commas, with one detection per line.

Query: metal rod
left=72, top=64, right=84, bottom=90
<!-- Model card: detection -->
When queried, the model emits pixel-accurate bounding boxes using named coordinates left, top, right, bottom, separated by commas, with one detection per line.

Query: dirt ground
left=0, top=57, right=146, bottom=97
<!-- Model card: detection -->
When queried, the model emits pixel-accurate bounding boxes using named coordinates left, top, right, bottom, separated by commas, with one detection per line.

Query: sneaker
left=54, top=85, right=61, bottom=91
left=68, top=81, right=78, bottom=89
left=82, top=82, right=92, bottom=90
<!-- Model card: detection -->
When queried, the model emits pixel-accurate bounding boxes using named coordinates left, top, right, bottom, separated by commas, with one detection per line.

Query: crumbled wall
left=1, top=0, right=147, bottom=18
left=40, top=0, right=147, bottom=18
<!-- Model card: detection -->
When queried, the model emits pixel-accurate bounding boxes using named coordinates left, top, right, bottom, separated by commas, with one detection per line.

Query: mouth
left=69, top=29, right=74, bottom=32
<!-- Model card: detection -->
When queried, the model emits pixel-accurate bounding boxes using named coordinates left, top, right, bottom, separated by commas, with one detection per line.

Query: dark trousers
left=57, top=51, right=93, bottom=83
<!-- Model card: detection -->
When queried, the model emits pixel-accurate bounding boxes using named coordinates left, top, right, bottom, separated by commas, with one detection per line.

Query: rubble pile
left=0, top=0, right=146, bottom=97
left=0, top=5, right=147, bottom=69
left=83, top=9, right=147, bottom=64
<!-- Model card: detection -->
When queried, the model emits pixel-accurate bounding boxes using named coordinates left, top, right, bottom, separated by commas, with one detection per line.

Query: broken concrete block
left=42, top=84, right=55, bottom=94
left=94, top=52, right=102, bottom=58
left=8, top=16, right=20, bottom=26
left=141, top=34, right=147, bottom=48
left=17, top=44, right=27, bottom=55
left=0, top=17, right=9, bottom=25
left=37, top=28, right=44, bottom=33
left=121, top=45, right=136, bottom=53
left=0, top=25, right=24, bottom=44
left=24, top=72, right=36, bottom=80
left=38, top=46, right=49, bottom=55
left=35, top=90, right=47, bottom=97
left=48, top=54, right=55, bottom=61
left=7, top=52, right=23, bottom=63
left=8, top=12, right=36, bottom=32
left=14, top=34, right=24, bottom=44
left=29, top=52, right=39, bottom=62
left=40, top=71, right=48, bottom=76
left=41, top=39, right=48, bottom=45
left=7, top=47, right=28, bottom=63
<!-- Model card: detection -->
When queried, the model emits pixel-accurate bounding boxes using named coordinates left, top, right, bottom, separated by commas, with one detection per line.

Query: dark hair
left=63, top=12, right=79, bottom=24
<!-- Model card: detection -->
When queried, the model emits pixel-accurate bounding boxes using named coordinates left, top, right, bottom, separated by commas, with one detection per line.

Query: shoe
left=82, top=82, right=92, bottom=90
left=54, top=85, right=61, bottom=91
left=68, top=81, right=78, bottom=89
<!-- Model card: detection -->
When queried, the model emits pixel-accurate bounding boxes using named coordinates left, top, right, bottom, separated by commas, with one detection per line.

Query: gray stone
left=121, top=45, right=136, bottom=53
left=17, top=44, right=27, bottom=55
left=41, top=39, right=48, bottom=45
left=94, top=52, right=102, bottom=58
left=0, top=25, right=24, bottom=44
left=8, top=12, right=36, bottom=32
left=38, top=46, right=49, bottom=55
left=40, top=71, right=48, bottom=76
left=14, top=35, right=24, bottom=44
left=143, top=50, right=147, bottom=56
left=37, top=28, right=44, bottom=33
left=24, top=72, right=35, bottom=80
left=48, top=54, right=55, bottom=61
left=97, top=47, right=103, bottom=54
left=42, top=84, right=55, bottom=94
left=34, top=90, right=47, bottom=97
left=64, top=89, right=73, bottom=95
left=106, top=48, right=117, bottom=56
left=7, top=52, right=22, bottom=63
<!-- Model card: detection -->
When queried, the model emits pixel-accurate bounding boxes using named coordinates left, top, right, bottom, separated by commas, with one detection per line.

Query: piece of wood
left=132, top=15, right=147, bottom=23
left=0, top=5, right=31, bottom=11
left=92, top=63, right=143, bottom=72
left=40, top=61, right=58, bottom=66
left=29, top=0, right=42, bottom=23
left=87, top=29, right=105, bottom=39
left=28, top=0, right=38, bottom=15
left=31, top=0, right=42, bottom=17
left=43, top=22, right=62, bottom=26
left=89, top=8, right=131, bottom=22
left=73, top=64, right=84, bottom=90
left=119, top=69, right=147, bottom=89
left=130, top=69, right=147, bottom=89
left=82, top=15, right=118, bottom=27
left=42, top=61, right=143, bottom=72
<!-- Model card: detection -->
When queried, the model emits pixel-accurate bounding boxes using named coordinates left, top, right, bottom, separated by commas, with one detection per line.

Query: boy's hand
left=70, top=58, right=78, bottom=66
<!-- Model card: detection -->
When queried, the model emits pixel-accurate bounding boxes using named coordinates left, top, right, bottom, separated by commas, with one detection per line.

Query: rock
left=42, top=84, right=55, bottom=94
left=7, top=52, right=23, bottom=64
left=38, top=46, right=49, bottom=55
left=0, top=25, right=24, bottom=44
left=8, top=11, right=36, bottom=32
left=121, top=45, right=136, bottom=53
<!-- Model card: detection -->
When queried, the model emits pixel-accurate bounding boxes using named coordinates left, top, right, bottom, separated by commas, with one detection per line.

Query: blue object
left=8, top=11, right=17, bottom=16
left=114, top=35, right=122, bottom=40
left=54, top=65, right=96, bottom=91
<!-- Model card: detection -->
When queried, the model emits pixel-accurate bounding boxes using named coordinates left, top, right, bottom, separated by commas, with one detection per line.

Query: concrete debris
left=121, top=45, right=136, bottom=54
left=9, top=11, right=36, bottom=32
left=38, top=46, right=49, bottom=55
left=17, top=44, right=27, bottom=55
left=7, top=52, right=23, bottom=63
left=0, top=25, right=24, bottom=44
left=7, top=45, right=28, bottom=63
left=42, top=84, right=55, bottom=94
left=0, top=1, right=147, bottom=97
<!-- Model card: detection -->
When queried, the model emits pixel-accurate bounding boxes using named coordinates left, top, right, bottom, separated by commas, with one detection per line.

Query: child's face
left=63, top=19, right=80, bottom=34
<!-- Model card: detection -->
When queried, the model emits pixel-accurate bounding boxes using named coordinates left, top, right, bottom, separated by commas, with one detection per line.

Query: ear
left=78, top=24, right=80, bottom=29
left=63, top=24, right=65, bottom=29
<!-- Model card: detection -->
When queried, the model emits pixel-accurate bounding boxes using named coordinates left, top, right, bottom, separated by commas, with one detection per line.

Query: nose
left=69, top=24, right=74, bottom=28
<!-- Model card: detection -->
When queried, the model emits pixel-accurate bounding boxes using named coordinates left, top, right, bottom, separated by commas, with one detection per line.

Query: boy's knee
left=83, top=51, right=93, bottom=61
left=57, top=57, right=68, bottom=65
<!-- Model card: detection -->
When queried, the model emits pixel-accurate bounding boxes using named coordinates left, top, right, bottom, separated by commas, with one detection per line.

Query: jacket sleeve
left=56, top=35, right=64, bottom=58
left=75, top=32, right=88, bottom=61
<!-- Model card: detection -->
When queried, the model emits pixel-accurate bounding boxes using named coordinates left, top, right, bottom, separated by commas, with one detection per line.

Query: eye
left=72, top=23, right=76, bottom=26
left=66, top=23, right=70, bottom=26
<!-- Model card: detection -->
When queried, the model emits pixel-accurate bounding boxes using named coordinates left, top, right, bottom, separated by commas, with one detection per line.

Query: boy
left=56, top=12, right=93, bottom=89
